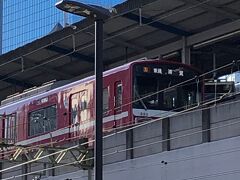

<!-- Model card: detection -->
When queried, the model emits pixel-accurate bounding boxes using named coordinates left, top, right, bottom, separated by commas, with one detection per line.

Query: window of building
left=28, top=105, right=57, bottom=137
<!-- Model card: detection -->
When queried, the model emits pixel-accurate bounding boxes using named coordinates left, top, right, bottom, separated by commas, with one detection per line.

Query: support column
left=162, top=118, right=170, bottom=151
left=0, top=162, right=2, bottom=180
left=22, top=155, right=28, bottom=180
left=126, top=129, right=134, bottom=159
left=181, top=36, right=191, bottom=65
left=88, top=169, right=92, bottom=180
left=48, top=150, right=55, bottom=177
left=51, top=160, right=55, bottom=176
left=202, top=109, right=211, bottom=142
left=213, top=52, right=217, bottom=78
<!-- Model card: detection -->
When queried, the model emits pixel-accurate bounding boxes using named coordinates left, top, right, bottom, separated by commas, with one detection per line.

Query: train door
left=4, top=113, right=17, bottom=144
left=114, top=81, right=123, bottom=127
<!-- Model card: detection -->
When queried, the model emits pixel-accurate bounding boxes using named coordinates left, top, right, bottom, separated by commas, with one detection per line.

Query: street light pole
left=94, top=18, right=103, bottom=180
left=55, top=1, right=112, bottom=180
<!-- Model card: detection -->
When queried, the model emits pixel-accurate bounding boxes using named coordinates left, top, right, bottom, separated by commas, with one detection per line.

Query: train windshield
left=133, top=63, right=200, bottom=111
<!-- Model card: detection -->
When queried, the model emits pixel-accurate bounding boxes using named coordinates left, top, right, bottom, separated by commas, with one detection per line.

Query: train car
left=0, top=58, right=201, bottom=147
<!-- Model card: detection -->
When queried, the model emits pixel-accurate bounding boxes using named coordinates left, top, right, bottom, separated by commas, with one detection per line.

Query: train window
left=80, top=91, right=87, bottom=110
left=204, top=81, right=234, bottom=100
left=28, top=105, right=57, bottom=136
left=133, top=64, right=200, bottom=111
left=103, top=87, right=109, bottom=114
left=163, top=88, right=177, bottom=109
left=70, top=90, right=88, bottom=124
left=115, top=82, right=123, bottom=109
left=4, top=113, right=16, bottom=144
left=71, top=93, right=79, bottom=124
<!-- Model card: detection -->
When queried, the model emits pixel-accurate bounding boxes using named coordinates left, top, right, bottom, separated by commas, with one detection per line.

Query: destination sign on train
left=143, top=66, right=184, bottom=76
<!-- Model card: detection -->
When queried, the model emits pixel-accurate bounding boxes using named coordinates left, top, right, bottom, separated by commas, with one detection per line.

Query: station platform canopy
left=1, top=0, right=240, bottom=101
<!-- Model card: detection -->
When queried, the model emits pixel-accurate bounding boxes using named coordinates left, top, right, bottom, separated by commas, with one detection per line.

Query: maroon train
left=0, top=59, right=200, bottom=146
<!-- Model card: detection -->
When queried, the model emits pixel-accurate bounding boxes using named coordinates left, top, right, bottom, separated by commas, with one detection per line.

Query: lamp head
left=55, top=0, right=112, bottom=20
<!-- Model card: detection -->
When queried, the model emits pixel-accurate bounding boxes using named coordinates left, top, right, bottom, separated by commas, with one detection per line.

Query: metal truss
left=0, top=141, right=93, bottom=170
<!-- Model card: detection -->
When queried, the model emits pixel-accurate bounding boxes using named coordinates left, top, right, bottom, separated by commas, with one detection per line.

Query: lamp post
left=55, top=1, right=111, bottom=180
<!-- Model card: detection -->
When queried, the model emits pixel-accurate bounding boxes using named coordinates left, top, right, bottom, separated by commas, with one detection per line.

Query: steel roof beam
left=128, top=18, right=240, bottom=61
left=213, top=44, right=240, bottom=56
left=83, top=30, right=146, bottom=52
left=181, top=0, right=240, bottom=20
left=123, top=13, right=191, bottom=36
left=0, top=56, right=73, bottom=88
left=0, top=74, right=33, bottom=88
left=23, top=57, right=74, bottom=79
left=0, top=57, right=71, bottom=90
left=46, top=45, right=94, bottom=63
left=108, top=36, right=146, bottom=52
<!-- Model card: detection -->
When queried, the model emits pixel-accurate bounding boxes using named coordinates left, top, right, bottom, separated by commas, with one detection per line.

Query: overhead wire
left=1, top=53, right=234, bottom=126
left=0, top=0, right=237, bottom=176
left=0, top=75, right=215, bottom=158
left=0, top=60, right=238, bottom=167
left=0, top=0, right=213, bottom=67
left=1, top=86, right=240, bottom=175
left=5, top=110, right=240, bottom=179
left=92, top=145, right=240, bottom=180
left=0, top=58, right=237, bottom=173
left=7, top=125, right=240, bottom=180
left=1, top=78, right=236, bottom=158
left=0, top=55, right=238, bottom=172
left=0, top=64, right=212, bottom=156
left=0, top=0, right=213, bottom=83
left=0, top=0, right=225, bottom=120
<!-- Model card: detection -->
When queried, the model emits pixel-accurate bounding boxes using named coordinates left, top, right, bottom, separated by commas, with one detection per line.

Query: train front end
left=131, top=60, right=201, bottom=122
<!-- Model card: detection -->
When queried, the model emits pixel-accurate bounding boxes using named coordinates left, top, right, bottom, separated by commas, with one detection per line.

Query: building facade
left=1, top=0, right=124, bottom=54
left=0, top=0, right=3, bottom=54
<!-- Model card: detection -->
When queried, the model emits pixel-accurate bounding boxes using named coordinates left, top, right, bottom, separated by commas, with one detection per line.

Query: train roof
left=0, top=58, right=199, bottom=109
left=0, top=58, right=142, bottom=108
